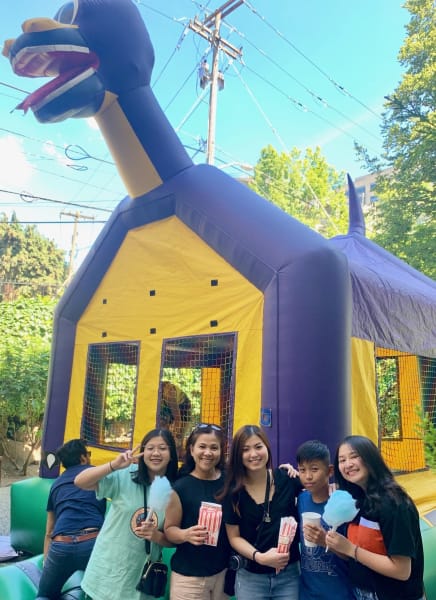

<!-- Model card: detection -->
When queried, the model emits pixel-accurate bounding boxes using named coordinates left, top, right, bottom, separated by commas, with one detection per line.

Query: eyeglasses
left=194, top=423, right=222, bottom=432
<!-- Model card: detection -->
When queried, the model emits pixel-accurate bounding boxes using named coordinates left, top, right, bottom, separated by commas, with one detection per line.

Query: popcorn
left=277, top=515, right=298, bottom=553
left=198, top=501, right=222, bottom=546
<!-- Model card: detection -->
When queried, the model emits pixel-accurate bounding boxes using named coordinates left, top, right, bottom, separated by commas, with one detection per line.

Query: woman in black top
left=164, top=423, right=230, bottom=599
left=220, top=425, right=302, bottom=600
left=325, top=435, right=424, bottom=600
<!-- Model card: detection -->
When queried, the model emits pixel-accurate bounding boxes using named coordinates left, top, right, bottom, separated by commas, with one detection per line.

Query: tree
left=356, top=0, right=435, bottom=279
left=248, top=145, right=348, bottom=238
left=0, top=212, right=68, bottom=301
left=0, top=297, right=56, bottom=475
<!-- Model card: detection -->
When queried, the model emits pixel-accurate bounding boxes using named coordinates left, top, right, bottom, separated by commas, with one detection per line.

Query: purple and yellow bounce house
left=1, top=1, right=435, bottom=598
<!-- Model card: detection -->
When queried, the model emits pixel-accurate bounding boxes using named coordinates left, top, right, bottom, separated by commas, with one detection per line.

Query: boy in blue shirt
left=297, top=440, right=353, bottom=600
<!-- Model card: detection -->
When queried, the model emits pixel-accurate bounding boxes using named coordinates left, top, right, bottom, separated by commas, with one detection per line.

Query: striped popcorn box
left=198, top=501, right=222, bottom=546
left=276, top=515, right=298, bottom=573
left=277, top=516, right=298, bottom=553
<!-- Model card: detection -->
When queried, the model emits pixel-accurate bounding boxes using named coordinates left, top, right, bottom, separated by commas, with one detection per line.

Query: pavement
left=0, top=486, right=10, bottom=536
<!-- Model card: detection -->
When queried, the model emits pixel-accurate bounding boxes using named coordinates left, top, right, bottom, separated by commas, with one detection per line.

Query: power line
left=241, top=63, right=381, bottom=154
left=163, top=65, right=199, bottom=111
left=152, top=26, right=191, bottom=88
left=154, top=3, right=382, bottom=153
left=0, top=81, right=31, bottom=95
left=231, top=63, right=288, bottom=152
left=0, top=189, right=113, bottom=213
left=7, top=220, right=107, bottom=225
left=241, top=0, right=382, bottom=120
left=222, top=22, right=381, bottom=143
left=136, top=1, right=189, bottom=25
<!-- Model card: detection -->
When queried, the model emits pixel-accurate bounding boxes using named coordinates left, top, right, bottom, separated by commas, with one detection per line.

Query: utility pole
left=61, top=210, right=95, bottom=278
left=189, top=0, right=243, bottom=165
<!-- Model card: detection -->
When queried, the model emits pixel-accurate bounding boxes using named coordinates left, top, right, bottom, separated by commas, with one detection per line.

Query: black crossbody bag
left=135, top=485, right=168, bottom=598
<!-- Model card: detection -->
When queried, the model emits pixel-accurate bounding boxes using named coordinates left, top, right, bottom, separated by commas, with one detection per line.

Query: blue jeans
left=353, top=589, right=378, bottom=600
left=36, top=538, right=95, bottom=599
left=235, top=561, right=299, bottom=600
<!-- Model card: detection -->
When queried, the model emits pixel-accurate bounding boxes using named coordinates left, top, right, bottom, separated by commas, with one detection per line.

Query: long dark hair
left=334, top=435, right=411, bottom=517
left=132, top=428, right=178, bottom=486
left=179, top=423, right=226, bottom=476
left=217, top=425, right=272, bottom=505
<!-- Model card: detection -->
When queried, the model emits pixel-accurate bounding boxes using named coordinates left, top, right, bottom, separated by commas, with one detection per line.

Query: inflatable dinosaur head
left=3, top=0, right=155, bottom=123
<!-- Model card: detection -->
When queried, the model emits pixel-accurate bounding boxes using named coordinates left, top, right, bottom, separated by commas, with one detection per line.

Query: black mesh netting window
left=158, top=333, right=237, bottom=459
left=82, top=342, right=139, bottom=449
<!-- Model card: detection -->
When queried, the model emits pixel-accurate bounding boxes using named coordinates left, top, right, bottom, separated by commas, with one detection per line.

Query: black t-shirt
left=171, top=473, right=231, bottom=576
left=347, top=495, right=424, bottom=600
left=223, top=468, right=302, bottom=574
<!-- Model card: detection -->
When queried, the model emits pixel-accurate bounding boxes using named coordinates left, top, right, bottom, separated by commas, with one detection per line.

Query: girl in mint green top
left=75, top=428, right=178, bottom=600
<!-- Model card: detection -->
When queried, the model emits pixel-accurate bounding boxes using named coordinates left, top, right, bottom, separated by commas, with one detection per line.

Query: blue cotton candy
left=147, top=475, right=172, bottom=516
left=322, top=490, right=358, bottom=530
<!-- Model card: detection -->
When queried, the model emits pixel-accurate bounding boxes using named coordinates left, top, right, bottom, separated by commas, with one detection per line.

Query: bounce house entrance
left=158, top=333, right=237, bottom=458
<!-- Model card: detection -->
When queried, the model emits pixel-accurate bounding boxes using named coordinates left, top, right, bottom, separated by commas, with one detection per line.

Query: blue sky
left=0, top=0, right=409, bottom=268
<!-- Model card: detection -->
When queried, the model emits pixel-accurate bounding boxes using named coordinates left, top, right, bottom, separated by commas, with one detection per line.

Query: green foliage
left=248, top=145, right=348, bottom=237
left=104, top=363, right=136, bottom=421
left=417, top=412, right=436, bottom=471
left=0, top=212, right=67, bottom=301
left=0, top=297, right=56, bottom=473
left=0, top=296, right=55, bottom=342
left=355, top=0, right=435, bottom=279
left=376, top=357, right=401, bottom=439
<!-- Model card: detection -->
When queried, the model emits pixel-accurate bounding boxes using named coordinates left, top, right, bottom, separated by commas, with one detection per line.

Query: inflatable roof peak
left=347, top=173, right=366, bottom=237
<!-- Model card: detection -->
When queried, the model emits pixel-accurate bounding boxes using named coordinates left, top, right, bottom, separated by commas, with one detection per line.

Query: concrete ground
left=0, top=486, right=11, bottom=536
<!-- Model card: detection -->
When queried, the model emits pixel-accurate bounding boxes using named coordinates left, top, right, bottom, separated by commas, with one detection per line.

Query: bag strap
left=143, top=484, right=151, bottom=555
left=253, top=469, right=272, bottom=549
left=262, top=469, right=272, bottom=523
left=143, top=483, right=163, bottom=561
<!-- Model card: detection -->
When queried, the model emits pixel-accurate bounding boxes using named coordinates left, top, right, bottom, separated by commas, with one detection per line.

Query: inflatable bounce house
left=2, top=0, right=435, bottom=597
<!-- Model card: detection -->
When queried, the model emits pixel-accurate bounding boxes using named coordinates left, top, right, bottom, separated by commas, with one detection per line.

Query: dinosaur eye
left=54, top=0, right=78, bottom=24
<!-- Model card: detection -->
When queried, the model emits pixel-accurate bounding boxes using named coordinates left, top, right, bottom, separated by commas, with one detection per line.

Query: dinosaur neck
left=95, top=86, right=193, bottom=199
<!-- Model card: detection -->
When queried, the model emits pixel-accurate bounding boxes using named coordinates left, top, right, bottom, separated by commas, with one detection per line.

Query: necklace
left=263, top=470, right=272, bottom=523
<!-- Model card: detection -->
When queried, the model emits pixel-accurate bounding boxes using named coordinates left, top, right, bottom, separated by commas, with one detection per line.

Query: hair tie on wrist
left=252, top=550, right=258, bottom=562
left=109, top=461, right=115, bottom=472
left=354, top=545, right=359, bottom=562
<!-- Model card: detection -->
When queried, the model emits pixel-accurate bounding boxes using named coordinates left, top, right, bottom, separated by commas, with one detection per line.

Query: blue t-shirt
left=297, top=490, right=353, bottom=600
left=47, top=463, right=106, bottom=536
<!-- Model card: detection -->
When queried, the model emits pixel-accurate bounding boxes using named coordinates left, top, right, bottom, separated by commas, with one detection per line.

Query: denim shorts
left=235, top=561, right=299, bottom=600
